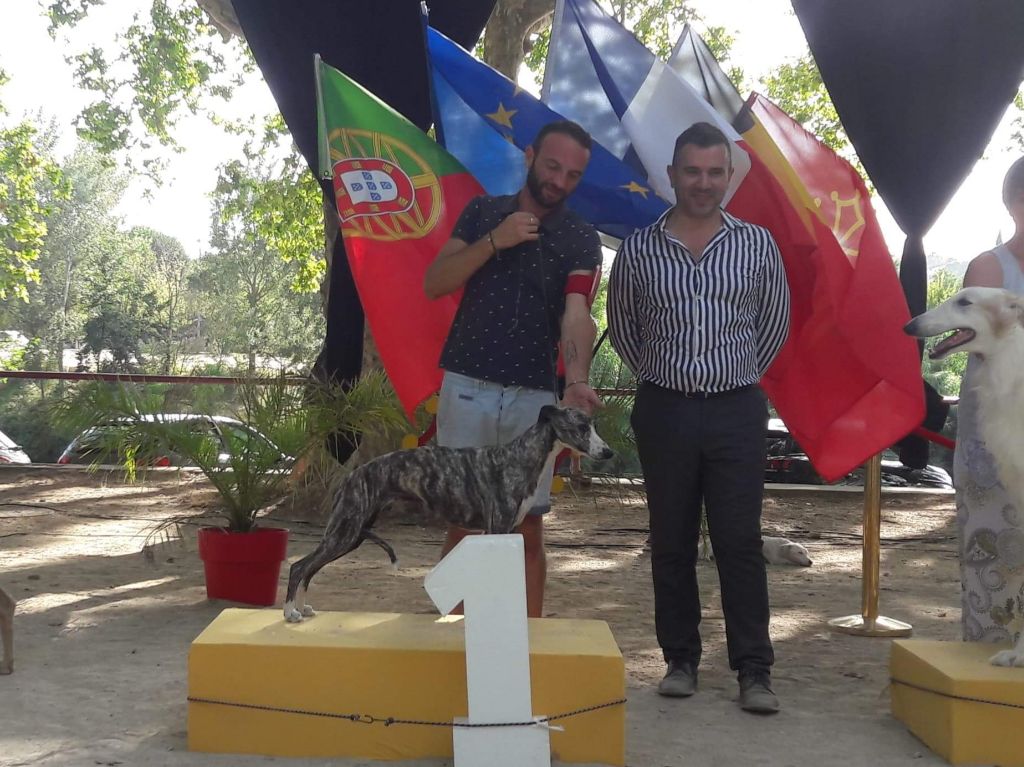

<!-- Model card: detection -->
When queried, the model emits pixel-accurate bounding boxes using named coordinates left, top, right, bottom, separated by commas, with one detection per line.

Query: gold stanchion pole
left=828, top=452, right=913, bottom=637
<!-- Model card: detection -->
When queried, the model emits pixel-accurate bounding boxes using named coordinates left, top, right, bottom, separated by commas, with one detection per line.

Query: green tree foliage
left=1011, top=89, right=1024, bottom=152
left=758, top=53, right=879, bottom=185
left=77, top=230, right=162, bottom=372
left=2, top=143, right=132, bottom=372
left=194, top=150, right=325, bottom=374
left=0, top=70, right=69, bottom=300
left=215, top=118, right=326, bottom=293
left=0, top=140, right=148, bottom=458
left=589, top=274, right=632, bottom=390
left=760, top=54, right=848, bottom=155
left=46, top=0, right=251, bottom=179
left=921, top=268, right=966, bottom=396
left=588, top=274, right=641, bottom=474
left=134, top=227, right=193, bottom=373
left=41, top=2, right=326, bottom=311
left=612, top=0, right=698, bottom=60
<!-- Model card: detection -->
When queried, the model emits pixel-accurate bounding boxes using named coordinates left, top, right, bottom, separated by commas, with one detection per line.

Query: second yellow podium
left=891, top=639, right=1024, bottom=766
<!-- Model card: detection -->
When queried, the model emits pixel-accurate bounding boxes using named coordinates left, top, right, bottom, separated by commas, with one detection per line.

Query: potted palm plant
left=52, top=371, right=405, bottom=605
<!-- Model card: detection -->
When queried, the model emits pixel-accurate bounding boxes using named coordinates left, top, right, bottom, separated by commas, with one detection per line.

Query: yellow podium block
left=890, top=639, right=1024, bottom=766
left=189, top=609, right=625, bottom=765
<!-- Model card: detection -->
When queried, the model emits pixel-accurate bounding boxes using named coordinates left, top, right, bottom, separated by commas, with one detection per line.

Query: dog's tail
left=363, top=530, right=399, bottom=571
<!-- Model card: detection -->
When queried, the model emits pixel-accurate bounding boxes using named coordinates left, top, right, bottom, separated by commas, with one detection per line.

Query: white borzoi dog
left=905, top=286, right=1024, bottom=666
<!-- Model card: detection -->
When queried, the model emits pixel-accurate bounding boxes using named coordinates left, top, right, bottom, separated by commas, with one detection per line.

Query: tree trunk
left=483, top=0, right=555, bottom=78
left=195, top=0, right=242, bottom=39
left=58, top=251, right=73, bottom=380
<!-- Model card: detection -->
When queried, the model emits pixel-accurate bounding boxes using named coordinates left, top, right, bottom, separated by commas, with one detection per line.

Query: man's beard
left=526, top=163, right=566, bottom=210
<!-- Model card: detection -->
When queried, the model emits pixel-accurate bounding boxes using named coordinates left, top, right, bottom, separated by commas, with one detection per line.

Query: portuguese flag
left=315, top=55, right=484, bottom=419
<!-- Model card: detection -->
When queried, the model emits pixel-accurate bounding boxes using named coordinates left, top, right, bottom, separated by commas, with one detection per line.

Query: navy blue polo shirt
left=439, top=194, right=601, bottom=390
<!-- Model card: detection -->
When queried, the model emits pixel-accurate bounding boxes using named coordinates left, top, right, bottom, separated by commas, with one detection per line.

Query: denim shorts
left=436, top=371, right=558, bottom=516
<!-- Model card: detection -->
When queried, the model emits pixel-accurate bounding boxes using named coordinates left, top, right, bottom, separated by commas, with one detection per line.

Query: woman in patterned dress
left=955, top=157, right=1024, bottom=641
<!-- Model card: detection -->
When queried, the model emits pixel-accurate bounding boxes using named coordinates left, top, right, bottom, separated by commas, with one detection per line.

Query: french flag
left=542, top=0, right=752, bottom=204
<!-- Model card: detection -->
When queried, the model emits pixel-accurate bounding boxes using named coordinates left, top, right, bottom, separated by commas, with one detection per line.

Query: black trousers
left=631, top=382, right=774, bottom=673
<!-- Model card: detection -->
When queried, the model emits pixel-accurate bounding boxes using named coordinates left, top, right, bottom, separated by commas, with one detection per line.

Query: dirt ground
left=0, top=466, right=965, bottom=767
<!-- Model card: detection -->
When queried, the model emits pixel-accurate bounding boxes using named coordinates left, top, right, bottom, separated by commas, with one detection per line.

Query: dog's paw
left=283, top=606, right=304, bottom=623
left=301, top=605, right=316, bottom=618
left=989, top=648, right=1024, bottom=667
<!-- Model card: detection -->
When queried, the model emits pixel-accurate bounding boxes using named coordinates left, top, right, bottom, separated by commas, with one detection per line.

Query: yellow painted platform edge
left=191, top=609, right=624, bottom=660
left=891, top=681, right=1024, bottom=766
left=891, top=639, right=1024, bottom=707
left=891, top=682, right=953, bottom=761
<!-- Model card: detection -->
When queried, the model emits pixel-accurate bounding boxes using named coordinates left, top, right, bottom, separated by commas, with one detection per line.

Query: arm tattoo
left=564, top=341, right=579, bottom=364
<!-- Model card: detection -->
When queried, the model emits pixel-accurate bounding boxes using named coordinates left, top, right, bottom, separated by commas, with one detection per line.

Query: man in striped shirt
left=607, top=122, right=790, bottom=713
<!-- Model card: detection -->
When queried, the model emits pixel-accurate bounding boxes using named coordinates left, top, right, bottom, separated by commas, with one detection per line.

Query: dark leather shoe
left=657, top=661, right=697, bottom=697
left=738, top=670, right=780, bottom=713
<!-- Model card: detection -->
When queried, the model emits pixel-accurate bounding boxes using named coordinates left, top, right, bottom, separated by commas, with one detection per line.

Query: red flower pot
left=197, top=526, right=289, bottom=606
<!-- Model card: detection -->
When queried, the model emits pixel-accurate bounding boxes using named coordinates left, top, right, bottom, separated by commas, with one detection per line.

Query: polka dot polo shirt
left=439, top=194, right=601, bottom=390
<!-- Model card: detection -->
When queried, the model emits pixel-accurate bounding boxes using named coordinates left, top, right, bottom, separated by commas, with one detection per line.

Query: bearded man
left=424, top=120, right=602, bottom=617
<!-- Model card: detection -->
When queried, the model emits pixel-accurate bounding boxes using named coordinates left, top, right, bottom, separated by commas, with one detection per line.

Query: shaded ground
left=0, top=466, right=962, bottom=766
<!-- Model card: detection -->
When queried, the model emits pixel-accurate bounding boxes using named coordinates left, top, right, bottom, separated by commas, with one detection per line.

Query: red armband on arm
left=565, top=273, right=596, bottom=299
left=564, top=274, right=593, bottom=296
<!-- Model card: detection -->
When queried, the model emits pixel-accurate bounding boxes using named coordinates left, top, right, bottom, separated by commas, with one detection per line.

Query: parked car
left=56, top=414, right=289, bottom=469
left=0, top=428, right=31, bottom=464
left=764, top=418, right=952, bottom=489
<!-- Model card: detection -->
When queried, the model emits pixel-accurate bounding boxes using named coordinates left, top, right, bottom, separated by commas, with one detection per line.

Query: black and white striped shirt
left=607, top=208, right=790, bottom=394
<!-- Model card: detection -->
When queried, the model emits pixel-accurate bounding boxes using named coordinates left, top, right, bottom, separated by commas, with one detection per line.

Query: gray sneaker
left=738, top=670, right=780, bottom=713
left=657, top=661, right=697, bottom=697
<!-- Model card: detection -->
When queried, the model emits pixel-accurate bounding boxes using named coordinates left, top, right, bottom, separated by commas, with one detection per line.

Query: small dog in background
left=701, top=534, right=813, bottom=567
left=762, top=536, right=813, bottom=566
left=284, top=406, right=613, bottom=623
left=0, top=586, right=14, bottom=674
left=905, top=286, right=1024, bottom=666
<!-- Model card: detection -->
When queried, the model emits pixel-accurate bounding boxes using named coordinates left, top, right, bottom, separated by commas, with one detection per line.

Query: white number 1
left=424, top=534, right=551, bottom=767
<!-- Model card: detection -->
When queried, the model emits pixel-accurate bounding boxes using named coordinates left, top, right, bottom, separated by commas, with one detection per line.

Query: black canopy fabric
left=234, top=1, right=492, bottom=167
left=232, top=3, right=493, bottom=368
left=791, top=0, right=1024, bottom=318
left=233, top=1, right=494, bottom=460
left=792, top=1, right=1024, bottom=467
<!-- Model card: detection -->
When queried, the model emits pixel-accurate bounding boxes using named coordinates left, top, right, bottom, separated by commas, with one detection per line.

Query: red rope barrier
left=0, top=370, right=307, bottom=385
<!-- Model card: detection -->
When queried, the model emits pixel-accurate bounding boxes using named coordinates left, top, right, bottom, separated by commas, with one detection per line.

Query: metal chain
left=187, top=695, right=627, bottom=728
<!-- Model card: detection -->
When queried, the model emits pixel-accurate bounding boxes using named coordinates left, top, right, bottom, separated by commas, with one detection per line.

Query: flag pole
left=314, top=53, right=333, bottom=181
left=828, top=453, right=913, bottom=637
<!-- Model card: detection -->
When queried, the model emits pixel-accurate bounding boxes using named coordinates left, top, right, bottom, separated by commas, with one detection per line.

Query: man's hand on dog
left=561, top=382, right=601, bottom=414
left=491, top=212, right=540, bottom=251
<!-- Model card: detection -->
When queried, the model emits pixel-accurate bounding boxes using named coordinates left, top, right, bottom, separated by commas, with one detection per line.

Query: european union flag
left=427, top=28, right=668, bottom=240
